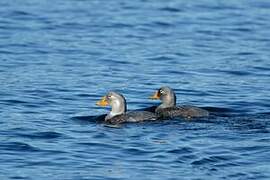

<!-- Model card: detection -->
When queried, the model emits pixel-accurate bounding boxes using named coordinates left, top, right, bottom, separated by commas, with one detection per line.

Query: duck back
left=105, top=111, right=157, bottom=124
left=156, top=105, right=209, bottom=119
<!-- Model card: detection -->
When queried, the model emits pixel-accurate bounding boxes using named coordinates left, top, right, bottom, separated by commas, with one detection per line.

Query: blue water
left=1, top=0, right=270, bottom=179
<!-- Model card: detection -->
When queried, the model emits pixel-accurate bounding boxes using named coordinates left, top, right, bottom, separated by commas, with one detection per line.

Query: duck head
left=150, top=86, right=176, bottom=109
left=96, top=91, right=127, bottom=120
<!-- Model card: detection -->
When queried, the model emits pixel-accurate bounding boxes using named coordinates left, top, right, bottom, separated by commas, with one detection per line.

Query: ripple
left=122, top=147, right=158, bottom=156
left=236, top=52, right=256, bottom=56
left=218, top=70, right=253, bottom=76
left=231, top=27, right=254, bottom=32
left=191, top=155, right=237, bottom=166
left=0, top=142, right=39, bottom=152
left=2, top=99, right=28, bottom=105
left=75, top=142, right=121, bottom=151
left=147, top=55, right=175, bottom=61
left=167, top=147, right=194, bottom=154
left=158, top=7, right=183, bottom=12
left=19, top=131, right=63, bottom=140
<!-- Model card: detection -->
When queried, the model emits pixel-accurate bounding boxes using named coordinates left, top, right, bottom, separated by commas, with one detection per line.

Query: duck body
left=150, top=86, right=209, bottom=119
left=105, top=111, right=156, bottom=124
left=96, top=91, right=157, bottom=124
left=156, top=105, right=209, bottom=119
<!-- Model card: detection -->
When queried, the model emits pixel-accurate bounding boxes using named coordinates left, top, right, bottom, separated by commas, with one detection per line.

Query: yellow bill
left=149, top=91, right=160, bottom=100
left=96, top=96, right=109, bottom=106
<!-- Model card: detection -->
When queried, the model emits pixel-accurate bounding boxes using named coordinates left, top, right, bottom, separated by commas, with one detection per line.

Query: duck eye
left=159, top=90, right=164, bottom=94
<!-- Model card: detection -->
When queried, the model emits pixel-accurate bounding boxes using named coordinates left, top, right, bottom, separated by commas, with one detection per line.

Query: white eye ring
left=160, top=90, right=164, bottom=94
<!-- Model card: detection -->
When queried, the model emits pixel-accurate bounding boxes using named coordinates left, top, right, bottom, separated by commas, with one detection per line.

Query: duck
left=150, top=86, right=209, bottom=119
left=96, top=91, right=157, bottom=124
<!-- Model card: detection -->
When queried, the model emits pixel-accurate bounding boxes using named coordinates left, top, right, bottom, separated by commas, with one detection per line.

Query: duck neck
left=106, top=99, right=126, bottom=120
left=158, top=92, right=176, bottom=109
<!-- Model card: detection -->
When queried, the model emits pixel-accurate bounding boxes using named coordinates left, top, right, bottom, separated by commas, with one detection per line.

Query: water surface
left=1, top=0, right=270, bottom=179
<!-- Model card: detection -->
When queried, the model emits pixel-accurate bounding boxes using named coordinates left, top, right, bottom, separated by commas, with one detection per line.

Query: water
left=1, top=0, right=270, bottom=179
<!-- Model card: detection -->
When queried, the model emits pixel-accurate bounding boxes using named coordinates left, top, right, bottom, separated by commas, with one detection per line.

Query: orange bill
left=96, top=96, right=109, bottom=106
left=149, top=91, right=160, bottom=100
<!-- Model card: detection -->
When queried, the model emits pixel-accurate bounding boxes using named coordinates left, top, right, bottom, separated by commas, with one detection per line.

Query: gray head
left=150, top=86, right=176, bottom=108
left=96, top=91, right=127, bottom=120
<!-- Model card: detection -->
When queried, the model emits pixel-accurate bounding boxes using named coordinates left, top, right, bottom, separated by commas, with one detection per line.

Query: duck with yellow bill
left=150, top=86, right=209, bottom=119
left=96, top=91, right=157, bottom=124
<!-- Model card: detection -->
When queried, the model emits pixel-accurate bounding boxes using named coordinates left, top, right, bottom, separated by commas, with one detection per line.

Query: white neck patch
left=109, top=111, right=122, bottom=117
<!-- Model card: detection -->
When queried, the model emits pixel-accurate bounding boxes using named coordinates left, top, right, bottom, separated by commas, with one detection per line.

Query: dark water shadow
left=203, top=106, right=239, bottom=117
left=71, top=104, right=270, bottom=134
left=71, top=114, right=106, bottom=124
left=71, top=106, right=236, bottom=124
left=71, top=106, right=158, bottom=124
